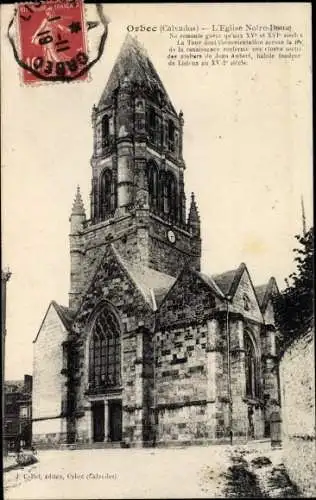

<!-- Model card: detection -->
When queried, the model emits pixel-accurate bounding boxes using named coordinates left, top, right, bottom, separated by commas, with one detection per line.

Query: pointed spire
left=71, top=185, right=86, bottom=217
left=301, top=195, right=306, bottom=235
left=99, top=34, right=176, bottom=114
left=187, top=192, right=200, bottom=236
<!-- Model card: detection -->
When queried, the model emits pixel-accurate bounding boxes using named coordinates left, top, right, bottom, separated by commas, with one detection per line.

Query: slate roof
left=212, top=263, right=246, bottom=297
left=255, top=277, right=279, bottom=312
left=5, top=380, right=24, bottom=391
left=82, top=246, right=108, bottom=298
left=33, top=300, right=75, bottom=343
left=112, top=245, right=176, bottom=309
left=254, top=284, right=268, bottom=309
left=129, top=265, right=176, bottom=309
left=52, top=301, right=75, bottom=331
left=99, top=34, right=177, bottom=114
left=196, top=271, right=226, bottom=299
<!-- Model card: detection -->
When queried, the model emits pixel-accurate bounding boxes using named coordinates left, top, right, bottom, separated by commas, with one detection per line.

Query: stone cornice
left=123, top=405, right=143, bottom=412
left=242, top=396, right=265, bottom=407
left=154, top=399, right=207, bottom=410
left=206, top=345, right=224, bottom=353
left=32, top=414, right=64, bottom=422
left=149, top=213, right=191, bottom=236
left=264, top=324, right=276, bottom=331
left=84, top=386, right=123, bottom=397
left=261, top=353, right=278, bottom=361
left=116, top=135, right=133, bottom=145
left=230, top=348, right=246, bottom=355
left=83, top=213, right=132, bottom=236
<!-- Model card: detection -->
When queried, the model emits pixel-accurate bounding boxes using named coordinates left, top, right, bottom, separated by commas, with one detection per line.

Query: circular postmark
left=7, top=0, right=109, bottom=84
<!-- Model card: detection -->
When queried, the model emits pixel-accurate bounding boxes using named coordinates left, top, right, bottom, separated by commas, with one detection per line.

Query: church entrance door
left=92, top=401, right=105, bottom=442
left=108, top=400, right=122, bottom=442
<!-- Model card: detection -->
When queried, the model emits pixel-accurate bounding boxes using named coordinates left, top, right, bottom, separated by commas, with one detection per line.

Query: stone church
left=32, top=35, right=280, bottom=447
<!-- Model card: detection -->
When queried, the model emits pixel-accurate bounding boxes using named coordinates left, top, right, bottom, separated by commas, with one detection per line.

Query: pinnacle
left=71, top=185, right=86, bottom=216
left=190, top=192, right=199, bottom=214
left=188, top=192, right=200, bottom=227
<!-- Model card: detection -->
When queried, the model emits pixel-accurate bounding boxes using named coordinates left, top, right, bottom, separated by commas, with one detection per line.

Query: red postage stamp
left=17, top=0, right=88, bottom=84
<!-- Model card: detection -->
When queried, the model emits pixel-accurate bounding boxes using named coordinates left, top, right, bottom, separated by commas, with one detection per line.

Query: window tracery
left=101, top=115, right=110, bottom=148
left=244, top=332, right=259, bottom=398
left=147, top=162, right=159, bottom=211
left=148, top=106, right=159, bottom=146
left=88, top=309, right=121, bottom=390
left=167, top=119, right=175, bottom=152
left=100, top=169, right=116, bottom=219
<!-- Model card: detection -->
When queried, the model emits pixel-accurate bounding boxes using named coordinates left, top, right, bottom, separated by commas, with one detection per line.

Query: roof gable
left=195, top=271, right=226, bottom=299
left=112, top=245, right=176, bottom=309
left=212, top=264, right=246, bottom=297
left=52, top=301, right=75, bottom=330
left=160, top=265, right=225, bottom=308
left=255, top=277, right=279, bottom=312
left=230, top=265, right=263, bottom=322
left=255, top=277, right=279, bottom=324
left=72, top=244, right=157, bottom=332
left=157, top=265, right=224, bottom=328
left=263, top=298, right=275, bottom=326
left=33, top=301, right=70, bottom=343
left=254, top=284, right=268, bottom=310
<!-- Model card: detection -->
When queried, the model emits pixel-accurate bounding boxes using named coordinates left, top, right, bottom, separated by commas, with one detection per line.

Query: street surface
left=4, top=441, right=293, bottom=499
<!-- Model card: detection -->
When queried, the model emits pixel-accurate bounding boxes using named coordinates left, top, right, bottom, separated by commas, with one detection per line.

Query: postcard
left=2, top=2, right=314, bottom=498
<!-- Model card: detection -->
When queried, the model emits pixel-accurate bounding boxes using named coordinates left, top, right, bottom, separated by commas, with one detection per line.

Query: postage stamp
left=17, top=0, right=88, bottom=84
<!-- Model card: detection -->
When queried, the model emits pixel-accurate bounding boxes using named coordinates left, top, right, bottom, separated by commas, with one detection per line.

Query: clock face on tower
left=167, top=230, right=176, bottom=244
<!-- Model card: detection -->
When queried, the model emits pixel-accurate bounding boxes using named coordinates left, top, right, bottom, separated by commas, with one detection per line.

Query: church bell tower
left=69, top=35, right=201, bottom=311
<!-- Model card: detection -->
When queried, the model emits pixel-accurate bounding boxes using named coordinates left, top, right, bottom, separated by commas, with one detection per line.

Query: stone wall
left=149, top=214, right=200, bottom=277
left=155, top=271, right=225, bottom=442
left=154, top=268, right=270, bottom=443
left=227, top=267, right=278, bottom=438
left=32, top=419, right=68, bottom=446
left=229, top=317, right=266, bottom=440
left=157, top=267, right=218, bottom=328
left=280, top=329, right=315, bottom=496
left=32, top=304, right=67, bottom=443
left=154, top=321, right=212, bottom=443
left=72, top=244, right=154, bottom=445
left=230, top=268, right=263, bottom=323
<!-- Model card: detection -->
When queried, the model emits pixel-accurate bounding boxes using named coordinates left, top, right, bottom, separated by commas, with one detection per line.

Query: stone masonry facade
left=32, top=35, right=280, bottom=447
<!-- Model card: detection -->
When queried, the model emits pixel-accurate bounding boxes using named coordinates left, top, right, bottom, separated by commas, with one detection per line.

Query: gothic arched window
left=167, top=119, right=175, bottom=152
left=244, top=332, right=259, bottom=399
left=147, top=162, right=159, bottom=211
left=164, top=171, right=177, bottom=218
left=179, top=192, right=185, bottom=225
left=148, top=106, right=160, bottom=146
left=89, top=309, right=121, bottom=390
left=101, top=115, right=110, bottom=148
left=100, top=169, right=116, bottom=219
left=158, top=170, right=166, bottom=214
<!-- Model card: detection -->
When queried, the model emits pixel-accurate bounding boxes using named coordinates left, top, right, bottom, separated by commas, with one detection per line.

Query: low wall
left=280, top=329, right=315, bottom=496
left=32, top=417, right=68, bottom=447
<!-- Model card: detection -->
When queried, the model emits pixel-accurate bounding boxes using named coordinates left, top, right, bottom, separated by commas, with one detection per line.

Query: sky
left=1, top=3, right=312, bottom=380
